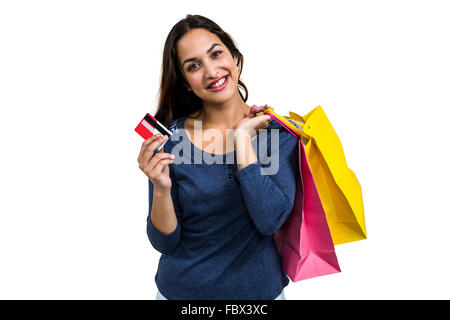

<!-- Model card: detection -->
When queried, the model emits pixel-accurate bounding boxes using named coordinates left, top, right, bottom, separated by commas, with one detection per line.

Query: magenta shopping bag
left=273, top=118, right=341, bottom=282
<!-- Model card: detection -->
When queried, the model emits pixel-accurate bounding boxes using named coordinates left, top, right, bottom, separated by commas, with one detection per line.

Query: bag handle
left=267, top=113, right=300, bottom=142
left=288, top=111, right=305, bottom=123
left=263, top=108, right=311, bottom=141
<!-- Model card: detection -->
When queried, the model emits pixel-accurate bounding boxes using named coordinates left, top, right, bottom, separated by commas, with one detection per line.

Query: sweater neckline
left=179, top=115, right=236, bottom=158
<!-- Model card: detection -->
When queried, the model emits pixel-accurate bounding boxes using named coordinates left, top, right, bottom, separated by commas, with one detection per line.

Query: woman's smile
left=207, top=75, right=229, bottom=92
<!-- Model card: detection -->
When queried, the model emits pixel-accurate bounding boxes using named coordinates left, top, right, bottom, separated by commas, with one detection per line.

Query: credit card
left=135, top=113, right=172, bottom=151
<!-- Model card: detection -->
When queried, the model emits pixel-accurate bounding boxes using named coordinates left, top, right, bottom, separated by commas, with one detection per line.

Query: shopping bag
left=273, top=122, right=341, bottom=282
left=266, top=106, right=366, bottom=245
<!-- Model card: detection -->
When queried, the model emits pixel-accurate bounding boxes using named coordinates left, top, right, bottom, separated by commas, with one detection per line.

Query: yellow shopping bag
left=264, top=106, right=367, bottom=245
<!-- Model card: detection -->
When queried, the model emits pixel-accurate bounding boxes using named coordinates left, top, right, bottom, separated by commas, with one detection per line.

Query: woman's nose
left=203, top=61, right=219, bottom=79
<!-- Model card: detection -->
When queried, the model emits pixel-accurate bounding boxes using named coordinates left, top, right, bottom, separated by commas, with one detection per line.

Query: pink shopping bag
left=272, top=115, right=341, bottom=281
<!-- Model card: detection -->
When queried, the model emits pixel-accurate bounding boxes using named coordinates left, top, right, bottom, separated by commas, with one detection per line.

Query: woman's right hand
left=138, top=134, right=175, bottom=191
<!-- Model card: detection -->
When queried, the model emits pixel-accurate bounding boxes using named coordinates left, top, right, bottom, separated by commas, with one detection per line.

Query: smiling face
left=177, top=28, right=239, bottom=105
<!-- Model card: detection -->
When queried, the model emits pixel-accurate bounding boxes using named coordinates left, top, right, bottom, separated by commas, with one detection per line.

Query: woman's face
left=177, top=28, right=239, bottom=104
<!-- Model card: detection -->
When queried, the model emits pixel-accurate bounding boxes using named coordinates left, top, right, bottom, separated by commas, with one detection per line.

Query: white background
left=1, top=0, right=449, bottom=299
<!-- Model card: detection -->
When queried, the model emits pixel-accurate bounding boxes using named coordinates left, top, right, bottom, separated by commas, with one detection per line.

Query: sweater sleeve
left=235, top=130, right=299, bottom=236
left=146, top=158, right=183, bottom=255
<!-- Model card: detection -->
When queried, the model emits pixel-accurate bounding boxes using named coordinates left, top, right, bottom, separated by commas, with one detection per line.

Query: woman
left=137, top=14, right=299, bottom=300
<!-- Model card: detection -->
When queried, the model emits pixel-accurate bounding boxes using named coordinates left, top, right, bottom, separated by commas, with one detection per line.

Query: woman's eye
left=187, top=51, right=221, bottom=72
left=188, top=64, right=199, bottom=72
left=212, top=50, right=222, bottom=58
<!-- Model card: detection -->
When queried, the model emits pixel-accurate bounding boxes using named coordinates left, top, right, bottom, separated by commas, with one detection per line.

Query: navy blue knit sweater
left=147, top=115, right=299, bottom=300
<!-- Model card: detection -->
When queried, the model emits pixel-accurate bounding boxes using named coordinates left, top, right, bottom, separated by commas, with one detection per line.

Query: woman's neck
left=198, top=95, right=251, bottom=130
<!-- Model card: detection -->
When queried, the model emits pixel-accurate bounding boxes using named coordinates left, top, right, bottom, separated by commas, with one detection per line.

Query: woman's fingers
left=138, top=134, right=160, bottom=162
left=247, top=104, right=273, bottom=118
left=246, top=105, right=257, bottom=118
left=263, top=104, right=273, bottom=111
left=145, top=152, right=175, bottom=172
left=266, top=114, right=273, bottom=125
left=138, top=134, right=170, bottom=170
left=258, top=113, right=272, bottom=126
left=253, top=105, right=265, bottom=112
left=149, top=159, right=173, bottom=177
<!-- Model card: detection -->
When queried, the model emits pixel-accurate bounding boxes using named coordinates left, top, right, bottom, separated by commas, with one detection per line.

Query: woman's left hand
left=234, top=104, right=274, bottom=138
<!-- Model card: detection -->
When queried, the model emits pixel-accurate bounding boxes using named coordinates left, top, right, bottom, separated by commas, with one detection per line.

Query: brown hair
left=154, top=14, right=249, bottom=128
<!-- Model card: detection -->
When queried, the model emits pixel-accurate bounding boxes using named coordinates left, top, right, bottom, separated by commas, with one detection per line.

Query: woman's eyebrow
left=182, top=43, right=222, bottom=66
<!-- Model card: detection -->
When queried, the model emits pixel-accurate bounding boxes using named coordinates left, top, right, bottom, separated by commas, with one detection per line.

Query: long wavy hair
left=154, top=14, right=249, bottom=128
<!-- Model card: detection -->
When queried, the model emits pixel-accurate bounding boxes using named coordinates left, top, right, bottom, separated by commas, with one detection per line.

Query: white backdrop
left=1, top=0, right=449, bottom=299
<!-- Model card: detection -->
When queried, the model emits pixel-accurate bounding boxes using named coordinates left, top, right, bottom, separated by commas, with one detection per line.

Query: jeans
left=155, top=288, right=286, bottom=300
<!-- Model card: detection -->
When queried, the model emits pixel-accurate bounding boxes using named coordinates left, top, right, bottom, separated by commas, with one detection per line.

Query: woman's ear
left=234, top=56, right=241, bottom=74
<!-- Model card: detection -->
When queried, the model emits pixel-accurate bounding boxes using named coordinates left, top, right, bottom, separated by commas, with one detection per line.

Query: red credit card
left=135, top=113, right=172, bottom=151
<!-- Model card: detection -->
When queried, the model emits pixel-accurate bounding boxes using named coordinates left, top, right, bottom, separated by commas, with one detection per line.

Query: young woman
left=137, top=14, right=299, bottom=300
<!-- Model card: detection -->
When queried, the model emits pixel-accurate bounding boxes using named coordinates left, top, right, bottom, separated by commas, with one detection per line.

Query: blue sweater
left=146, top=115, right=300, bottom=300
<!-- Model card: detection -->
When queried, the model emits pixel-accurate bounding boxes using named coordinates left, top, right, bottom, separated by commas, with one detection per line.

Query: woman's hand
left=234, top=104, right=274, bottom=139
left=138, top=134, right=175, bottom=191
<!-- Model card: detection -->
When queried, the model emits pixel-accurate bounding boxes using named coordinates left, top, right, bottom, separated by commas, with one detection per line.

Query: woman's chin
left=202, top=87, right=240, bottom=104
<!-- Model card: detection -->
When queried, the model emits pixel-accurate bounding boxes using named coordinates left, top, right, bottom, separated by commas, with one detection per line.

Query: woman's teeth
left=209, top=76, right=227, bottom=88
